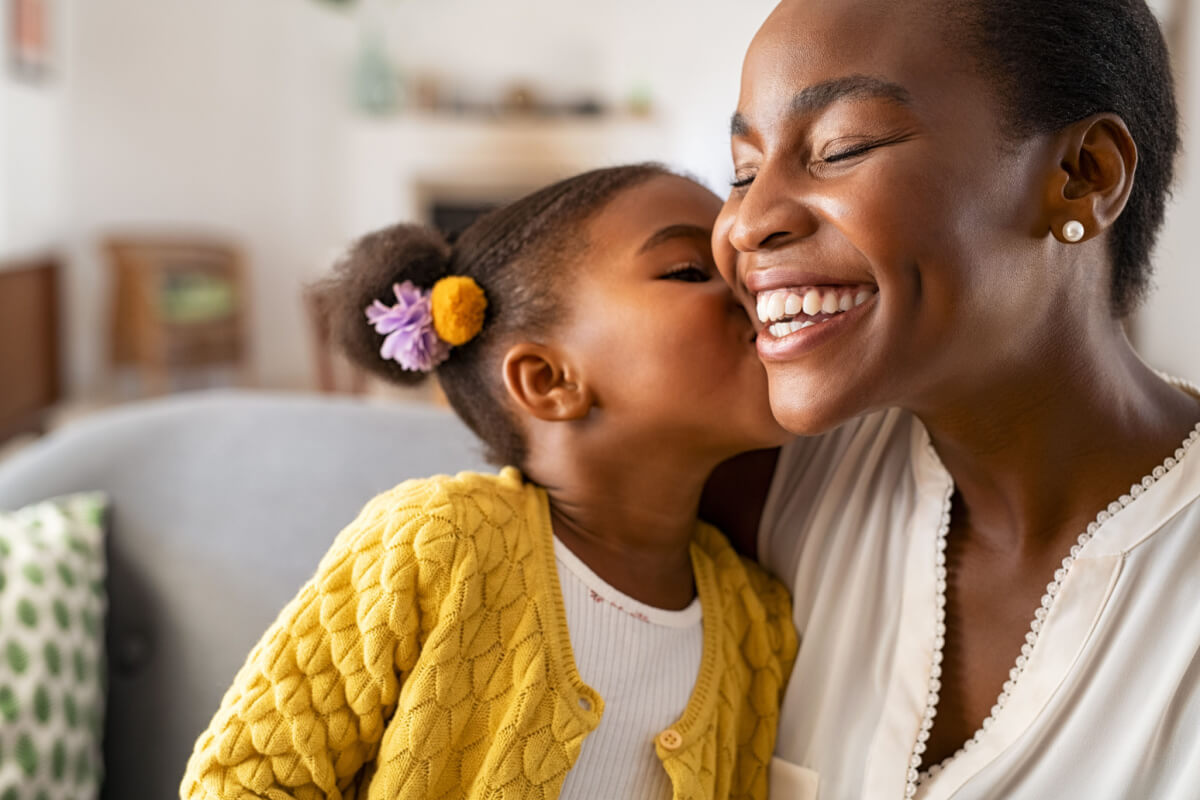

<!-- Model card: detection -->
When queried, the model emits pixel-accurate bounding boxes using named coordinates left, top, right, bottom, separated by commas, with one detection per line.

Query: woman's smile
left=710, top=0, right=1052, bottom=433
left=753, top=284, right=878, bottom=357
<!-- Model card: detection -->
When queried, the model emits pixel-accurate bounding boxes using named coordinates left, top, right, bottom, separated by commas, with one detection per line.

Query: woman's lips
left=754, top=287, right=878, bottom=360
left=755, top=284, right=877, bottom=331
left=743, top=268, right=863, bottom=295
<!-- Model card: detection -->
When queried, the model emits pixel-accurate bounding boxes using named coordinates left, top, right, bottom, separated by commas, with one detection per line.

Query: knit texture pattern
left=180, top=469, right=796, bottom=800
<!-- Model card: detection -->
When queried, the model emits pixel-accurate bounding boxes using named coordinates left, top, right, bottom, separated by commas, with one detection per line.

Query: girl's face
left=560, top=174, right=787, bottom=457
left=714, top=0, right=1070, bottom=434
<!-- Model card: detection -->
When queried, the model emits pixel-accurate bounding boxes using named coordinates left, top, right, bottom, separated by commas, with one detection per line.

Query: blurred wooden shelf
left=106, top=236, right=251, bottom=395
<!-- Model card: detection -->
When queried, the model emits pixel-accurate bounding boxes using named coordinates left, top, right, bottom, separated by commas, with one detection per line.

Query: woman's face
left=560, top=174, right=787, bottom=457
left=714, top=0, right=1070, bottom=434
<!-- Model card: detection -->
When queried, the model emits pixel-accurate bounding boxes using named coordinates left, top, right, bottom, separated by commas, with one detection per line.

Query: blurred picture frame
left=8, top=0, right=52, bottom=82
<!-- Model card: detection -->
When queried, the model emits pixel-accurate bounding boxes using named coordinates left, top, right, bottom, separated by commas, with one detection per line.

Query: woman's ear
left=1043, top=113, right=1138, bottom=243
left=502, top=342, right=594, bottom=422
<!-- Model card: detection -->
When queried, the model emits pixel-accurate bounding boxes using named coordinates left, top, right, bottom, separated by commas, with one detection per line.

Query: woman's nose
left=725, top=166, right=819, bottom=255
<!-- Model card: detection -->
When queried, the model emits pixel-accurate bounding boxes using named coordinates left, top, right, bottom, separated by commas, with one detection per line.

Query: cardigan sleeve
left=179, top=482, right=442, bottom=800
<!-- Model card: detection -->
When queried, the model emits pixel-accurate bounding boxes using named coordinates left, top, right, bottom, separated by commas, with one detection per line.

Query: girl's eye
left=663, top=265, right=710, bottom=283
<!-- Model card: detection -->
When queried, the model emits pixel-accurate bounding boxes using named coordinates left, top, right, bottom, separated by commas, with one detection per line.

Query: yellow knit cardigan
left=180, top=468, right=797, bottom=800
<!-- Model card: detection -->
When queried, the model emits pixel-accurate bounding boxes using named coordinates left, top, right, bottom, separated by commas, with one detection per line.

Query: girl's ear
left=1041, top=112, right=1137, bottom=244
left=502, top=342, right=594, bottom=422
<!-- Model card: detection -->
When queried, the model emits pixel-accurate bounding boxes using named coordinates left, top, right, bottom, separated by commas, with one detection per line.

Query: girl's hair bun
left=310, top=163, right=672, bottom=466
left=309, top=223, right=452, bottom=386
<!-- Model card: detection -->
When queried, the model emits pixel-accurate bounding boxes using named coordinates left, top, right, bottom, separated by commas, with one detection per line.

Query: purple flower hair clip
left=364, top=281, right=450, bottom=372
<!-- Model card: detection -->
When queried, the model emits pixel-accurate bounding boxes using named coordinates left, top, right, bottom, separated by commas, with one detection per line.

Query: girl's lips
left=755, top=291, right=877, bottom=361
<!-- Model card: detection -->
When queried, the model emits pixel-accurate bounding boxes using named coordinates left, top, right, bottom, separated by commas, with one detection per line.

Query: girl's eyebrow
left=637, top=224, right=712, bottom=255
left=730, top=74, right=913, bottom=136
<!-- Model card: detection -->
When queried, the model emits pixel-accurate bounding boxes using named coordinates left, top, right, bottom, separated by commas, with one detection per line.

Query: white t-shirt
left=553, top=537, right=703, bottom=800
left=760, top=390, right=1200, bottom=799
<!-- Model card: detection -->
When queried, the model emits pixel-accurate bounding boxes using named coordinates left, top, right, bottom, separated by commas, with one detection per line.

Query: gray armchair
left=0, top=390, right=488, bottom=799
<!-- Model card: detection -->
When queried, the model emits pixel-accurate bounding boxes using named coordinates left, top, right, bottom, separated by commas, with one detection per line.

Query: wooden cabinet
left=0, top=257, right=61, bottom=442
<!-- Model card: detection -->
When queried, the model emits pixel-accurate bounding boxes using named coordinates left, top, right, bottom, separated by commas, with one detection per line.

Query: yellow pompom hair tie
left=431, top=276, right=488, bottom=346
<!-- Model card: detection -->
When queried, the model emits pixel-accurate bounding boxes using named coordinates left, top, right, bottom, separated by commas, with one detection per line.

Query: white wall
left=369, top=0, right=774, bottom=190
left=0, top=24, right=8, bottom=253
left=62, top=0, right=351, bottom=392
left=29, top=0, right=1200, bottom=393
left=58, top=0, right=775, bottom=394
left=1140, top=0, right=1200, bottom=377
left=0, top=0, right=69, bottom=261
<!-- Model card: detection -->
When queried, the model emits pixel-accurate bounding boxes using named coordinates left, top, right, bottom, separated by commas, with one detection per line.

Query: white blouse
left=760, top=391, right=1200, bottom=799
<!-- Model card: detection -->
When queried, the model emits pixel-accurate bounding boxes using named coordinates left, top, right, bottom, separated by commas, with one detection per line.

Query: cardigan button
left=658, top=729, right=683, bottom=751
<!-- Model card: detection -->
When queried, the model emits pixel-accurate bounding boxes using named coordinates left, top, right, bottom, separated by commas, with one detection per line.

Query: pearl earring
left=1063, top=220, right=1085, bottom=243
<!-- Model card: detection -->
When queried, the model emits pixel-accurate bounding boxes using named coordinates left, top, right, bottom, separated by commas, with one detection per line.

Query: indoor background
left=0, top=0, right=1196, bottom=446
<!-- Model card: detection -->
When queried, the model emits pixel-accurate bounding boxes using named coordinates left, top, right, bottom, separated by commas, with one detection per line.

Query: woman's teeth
left=756, top=286, right=876, bottom=338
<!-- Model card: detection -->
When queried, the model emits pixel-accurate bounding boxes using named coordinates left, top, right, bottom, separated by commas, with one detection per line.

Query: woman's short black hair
left=950, top=0, right=1179, bottom=317
left=311, top=163, right=672, bottom=466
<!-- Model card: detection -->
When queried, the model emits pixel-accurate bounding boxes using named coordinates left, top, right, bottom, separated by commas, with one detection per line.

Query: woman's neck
left=917, top=328, right=1200, bottom=558
left=525, top=441, right=721, bottom=610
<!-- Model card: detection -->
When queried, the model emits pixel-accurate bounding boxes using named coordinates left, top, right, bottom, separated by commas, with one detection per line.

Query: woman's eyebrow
left=730, top=74, right=913, bottom=136
left=637, top=224, right=712, bottom=255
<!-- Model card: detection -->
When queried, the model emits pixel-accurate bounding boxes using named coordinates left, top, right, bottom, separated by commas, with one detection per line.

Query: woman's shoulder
left=775, top=407, right=916, bottom=477
left=757, top=408, right=923, bottom=582
left=703, top=410, right=920, bottom=560
left=766, top=407, right=921, bottom=523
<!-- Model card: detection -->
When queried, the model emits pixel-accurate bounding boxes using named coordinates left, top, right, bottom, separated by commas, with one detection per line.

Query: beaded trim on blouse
left=904, top=382, right=1200, bottom=799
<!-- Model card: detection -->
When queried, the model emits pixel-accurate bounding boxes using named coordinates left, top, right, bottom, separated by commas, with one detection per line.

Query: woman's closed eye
left=729, top=143, right=879, bottom=187
left=729, top=134, right=909, bottom=189
left=819, top=131, right=914, bottom=165
left=822, top=140, right=882, bottom=163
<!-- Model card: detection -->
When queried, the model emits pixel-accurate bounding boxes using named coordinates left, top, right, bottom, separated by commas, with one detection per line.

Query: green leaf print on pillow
left=0, top=493, right=107, bottom=800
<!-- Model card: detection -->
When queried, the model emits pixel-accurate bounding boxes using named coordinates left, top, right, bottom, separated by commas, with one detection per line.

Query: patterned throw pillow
left=0, top=493, right=107, bottom=800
